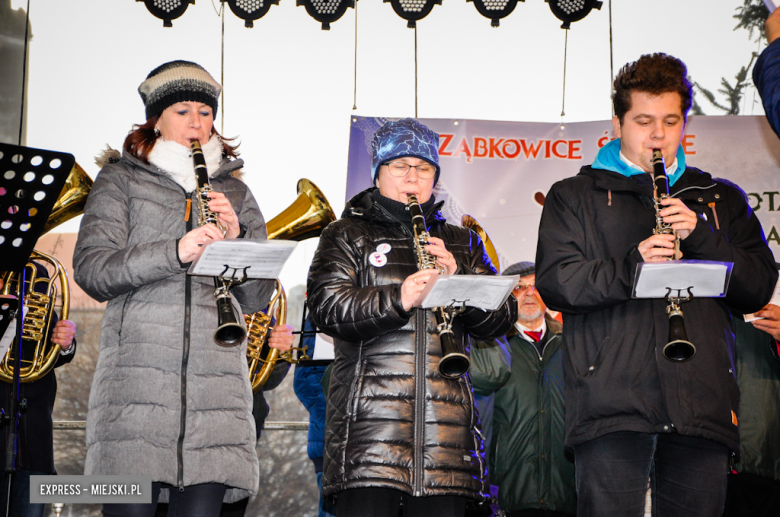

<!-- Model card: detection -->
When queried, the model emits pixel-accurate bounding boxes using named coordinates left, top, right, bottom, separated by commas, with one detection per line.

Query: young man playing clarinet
left=535, top=53, right=778, bottom=517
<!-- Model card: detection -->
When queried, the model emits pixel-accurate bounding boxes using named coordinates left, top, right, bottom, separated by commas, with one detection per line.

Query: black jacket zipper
left=414, top=309, right=426, bottom=497
left=177, top=195, right=194, bottom=492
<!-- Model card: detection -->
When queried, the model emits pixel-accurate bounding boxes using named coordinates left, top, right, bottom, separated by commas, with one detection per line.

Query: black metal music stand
left=0, top=142, right=73, bottom=517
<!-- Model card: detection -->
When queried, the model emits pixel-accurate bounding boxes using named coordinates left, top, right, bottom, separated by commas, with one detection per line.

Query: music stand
left=0, top=142, right=73, bottom=517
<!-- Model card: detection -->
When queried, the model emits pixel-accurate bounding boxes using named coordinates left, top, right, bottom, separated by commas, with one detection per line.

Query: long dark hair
left=123, top=116, right=240, bottom=164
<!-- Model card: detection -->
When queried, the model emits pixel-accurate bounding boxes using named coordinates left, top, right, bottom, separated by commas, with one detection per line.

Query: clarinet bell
left=663, top=307, right=696, bottom=362
left=438, top=352, right=470, bottom=379
left=215, top=296, right=247, bottom=347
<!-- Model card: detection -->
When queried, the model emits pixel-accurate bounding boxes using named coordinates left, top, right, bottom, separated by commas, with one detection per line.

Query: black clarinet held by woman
left=191, top=139, right=246, bottom=347
left=407, top=194, right=470, bottom=379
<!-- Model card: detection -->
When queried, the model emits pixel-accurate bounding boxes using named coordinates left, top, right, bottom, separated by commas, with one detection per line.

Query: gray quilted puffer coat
left=307, top=187, right=517, bottom=502
left=73, top=149, right=273, bottom=503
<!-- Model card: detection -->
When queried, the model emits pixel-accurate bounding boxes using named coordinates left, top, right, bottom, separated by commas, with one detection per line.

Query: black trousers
left=102, top=482, right=227, bottom=517
left=574, top=431, right=729, bottom=517
left=722, top=472, right=780, bottom=517
left=336, top=487, right=466, bottom=517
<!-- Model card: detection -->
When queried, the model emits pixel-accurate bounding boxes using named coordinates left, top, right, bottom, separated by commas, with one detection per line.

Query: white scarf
left=148, top=134, right=223, bottom=193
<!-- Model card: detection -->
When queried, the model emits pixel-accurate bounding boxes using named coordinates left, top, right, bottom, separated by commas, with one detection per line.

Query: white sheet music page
left=0, top=305, right=27, bottom=360
left=744, top=275, right=780, bottom=322
left=188, top=239, right=297, bottom=279
left=417, top=274, right=518, bottom=311
left=632, top=260, right=733, bottom=299
left=311, top=333, right=335, bottom=361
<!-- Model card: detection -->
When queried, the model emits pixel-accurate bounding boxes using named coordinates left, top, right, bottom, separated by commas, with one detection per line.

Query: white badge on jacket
left=369, top=252, right=387, bottom=267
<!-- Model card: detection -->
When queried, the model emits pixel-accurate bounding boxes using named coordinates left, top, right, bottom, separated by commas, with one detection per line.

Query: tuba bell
left=244, top=178, right=335, bottom=392
left=461, top=214, right=500, bottom=272
left=0, top=162, right=92, bottom=383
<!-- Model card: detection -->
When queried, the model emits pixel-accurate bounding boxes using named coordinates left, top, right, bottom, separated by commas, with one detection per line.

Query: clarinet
left=651, top=148, right=696, bottom=362
left=191, top=140, right=246, bottom=347
left=652, top=149, right=681, bottom=260
left=407, top=194, right=470, bottom=379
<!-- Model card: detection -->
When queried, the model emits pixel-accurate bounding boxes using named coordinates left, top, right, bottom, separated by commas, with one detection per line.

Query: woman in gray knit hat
left=73, top=60, right=293, bottom=517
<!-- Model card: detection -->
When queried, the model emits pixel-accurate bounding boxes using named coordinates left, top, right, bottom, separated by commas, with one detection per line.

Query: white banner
left=346, top=116, right=780, bottom=270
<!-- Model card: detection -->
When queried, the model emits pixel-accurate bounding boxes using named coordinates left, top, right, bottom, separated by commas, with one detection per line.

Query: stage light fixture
left=222, top=0, right=279, bottom=28
left=385, top=0, right=442, bottom=28
left=297, top=0, right=355, bottom=30
left=545, top=0, right=602, bottom=29
left=137, top=0, right=194, bottom=27
left=467, top=0, right=523, bottom=27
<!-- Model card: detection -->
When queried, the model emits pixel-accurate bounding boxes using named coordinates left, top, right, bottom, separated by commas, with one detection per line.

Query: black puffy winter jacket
left=307, top=187, right=517, bottom=501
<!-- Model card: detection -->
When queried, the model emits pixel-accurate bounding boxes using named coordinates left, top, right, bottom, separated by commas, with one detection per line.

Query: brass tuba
left=244, top=179, right=335, bottom=392
left=461, top=214, right=500, bottom=272
left=0, top=162, right=92, bottom=382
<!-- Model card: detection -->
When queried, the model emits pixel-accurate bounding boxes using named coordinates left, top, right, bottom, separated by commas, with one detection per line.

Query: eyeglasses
left=384, top=161, right=437, bottom=179
left=513, top=282, right=536, bottom=292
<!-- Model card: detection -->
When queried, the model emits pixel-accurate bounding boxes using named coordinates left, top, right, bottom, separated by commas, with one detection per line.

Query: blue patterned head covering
left=371, top=118, right=441, bottom=186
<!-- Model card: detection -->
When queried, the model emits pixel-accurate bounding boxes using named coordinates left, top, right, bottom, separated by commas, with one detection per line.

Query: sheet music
left=632, top=260, right=733, bottom=299
left=0, top=305, right=27, bottom=360
left=417, top=274, right=518, bottom=311
left=188, top=239, right=297, bottom=279
left=311, top=333, right=335, bottom=361
left=744, top=275, right=780, bottom=322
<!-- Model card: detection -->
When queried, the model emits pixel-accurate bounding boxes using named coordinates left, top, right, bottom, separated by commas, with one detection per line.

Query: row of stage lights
left=139, top=0, right=602, bottom=30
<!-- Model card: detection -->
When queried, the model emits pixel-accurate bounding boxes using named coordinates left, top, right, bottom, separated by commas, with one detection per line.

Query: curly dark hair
left=613, top=53, right=693, bottom=123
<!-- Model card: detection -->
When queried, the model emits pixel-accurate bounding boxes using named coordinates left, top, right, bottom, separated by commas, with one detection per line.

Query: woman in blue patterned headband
left=306, top=118, right=517, bottom=517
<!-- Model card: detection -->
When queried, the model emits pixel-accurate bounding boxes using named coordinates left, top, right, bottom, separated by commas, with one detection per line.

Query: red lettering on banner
left=520, top=140, right=544, bottom=159
left=489, top=138, right=505, bottom=158
left=552, top=140, right=568, bottom=159
left=439, top=134, right=455, bottom=156
left=598, top=131, right=616, bottom=148
left=503, top=140, right=521, bottom=159
left=443, top=136, right=584, bottom=162
left=682, top=134, right=696, bottom=155
left=474, top=138, right=488, bottom=158
left=568, top=140, right=583, bottom=159
left=454, top=138, right=473, bottom=162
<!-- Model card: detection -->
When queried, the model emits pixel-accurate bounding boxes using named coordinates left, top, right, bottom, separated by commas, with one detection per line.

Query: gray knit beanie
left=502, top=261, right=535, bottom=278
left=138, top=60, right=221, bottom=120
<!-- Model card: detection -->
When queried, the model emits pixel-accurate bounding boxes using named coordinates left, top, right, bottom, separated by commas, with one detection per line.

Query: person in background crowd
left=73, top=60, right=293, bottom=517
left=471, top=261, right=575, bottom=517
left=753, top=7, right=780, bottom=138
left=0, top=267, right=77, bottom=517
left=293, top=312, right=336, bottom=517
left=536, top=53, right=778, bottom=517
left=722, top=267, right=780, bottom=517
left=307, top=118, right=517, bottom=517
